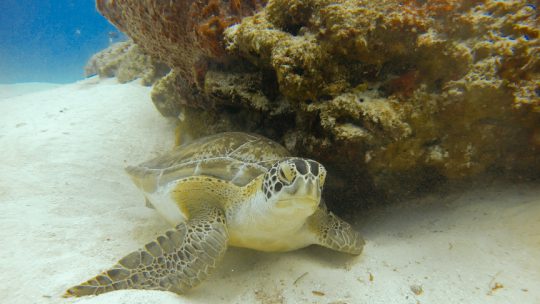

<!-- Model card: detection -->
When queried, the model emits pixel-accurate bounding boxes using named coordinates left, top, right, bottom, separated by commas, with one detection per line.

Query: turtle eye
left=278, top=163, right=296, bottom=185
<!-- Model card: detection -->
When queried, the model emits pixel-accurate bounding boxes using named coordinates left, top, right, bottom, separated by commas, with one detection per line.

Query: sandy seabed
left=0, top=77, right=538, bottom=304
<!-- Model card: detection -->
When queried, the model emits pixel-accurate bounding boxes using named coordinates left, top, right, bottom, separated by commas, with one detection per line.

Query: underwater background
left=0, top=0, right=539, bottom=303
left=0, top=0, right=122, bottom=83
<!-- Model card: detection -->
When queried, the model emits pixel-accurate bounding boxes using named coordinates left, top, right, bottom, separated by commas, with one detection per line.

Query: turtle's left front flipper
left=64, top=205, right=228, bottom=297
left=308, top=206, right=365, bottom=255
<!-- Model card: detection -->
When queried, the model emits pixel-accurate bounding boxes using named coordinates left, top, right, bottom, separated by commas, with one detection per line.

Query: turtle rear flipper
left=64, top=205, right=228, bottom=297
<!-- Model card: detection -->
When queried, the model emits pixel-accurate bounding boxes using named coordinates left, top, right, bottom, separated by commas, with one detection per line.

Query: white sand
left=1, top=78, right=538, bottom=304
left=0, top=82, right=62, bottom=99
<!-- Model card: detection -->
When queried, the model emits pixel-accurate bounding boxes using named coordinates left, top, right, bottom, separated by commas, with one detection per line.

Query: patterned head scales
left=262, top=158, right=326, bottom=201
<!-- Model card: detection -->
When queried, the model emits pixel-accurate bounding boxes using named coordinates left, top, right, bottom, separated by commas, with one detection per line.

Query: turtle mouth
left=276, top=197, right=319, bottom=209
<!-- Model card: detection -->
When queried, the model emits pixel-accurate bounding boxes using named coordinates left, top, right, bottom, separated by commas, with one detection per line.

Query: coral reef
left=96, top=0, right=267, bottom=87
left=150, top=61, right=292, bottom=118
left=97, top=0, right=539, bottom=210
left=85, top=40, right=169, bottom=85
left=221, top=0, right=540, bottom=207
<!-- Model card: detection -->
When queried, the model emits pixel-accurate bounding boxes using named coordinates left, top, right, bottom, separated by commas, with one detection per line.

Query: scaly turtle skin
left=65, top=132, right=364, bottom=297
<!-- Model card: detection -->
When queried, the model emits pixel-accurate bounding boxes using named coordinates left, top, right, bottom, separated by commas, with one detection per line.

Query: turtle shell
left=126, top=132, right=290, bottom=193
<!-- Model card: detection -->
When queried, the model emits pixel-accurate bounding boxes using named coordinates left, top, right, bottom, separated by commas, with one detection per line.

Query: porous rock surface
left=85, top=40, right=169, bottom=85
left=96, top=0, right=540, bottom=210
left=224, top=0, right=540, bottom=207
left=96, top=0, right=267, bottom=86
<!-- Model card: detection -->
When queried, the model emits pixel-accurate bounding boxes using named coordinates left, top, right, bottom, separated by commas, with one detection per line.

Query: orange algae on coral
left=96, top=0, right=267, bottom=85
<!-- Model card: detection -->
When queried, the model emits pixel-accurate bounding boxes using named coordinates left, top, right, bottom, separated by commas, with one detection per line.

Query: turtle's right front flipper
left=308, top=206, right=365, bottom=255
left=64, top=206, right=228, bottom=297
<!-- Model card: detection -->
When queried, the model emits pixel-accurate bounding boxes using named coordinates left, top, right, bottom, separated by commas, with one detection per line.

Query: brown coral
left=85, top=40, right=170, bottom=86
left=96, top=0, right=540, bottom=210
left=145, top=0, right=540, bottom=209
left=223, top=0, right=540, bottom=207
left=96, top=0, right=267, bottom=88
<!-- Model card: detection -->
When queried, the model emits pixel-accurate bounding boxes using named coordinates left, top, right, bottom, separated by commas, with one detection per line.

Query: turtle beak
left=275, top=196, right=319, bottom=215
left=278, top=176, right=320, bottom=210
left=290, top=176, right=321, bottom=199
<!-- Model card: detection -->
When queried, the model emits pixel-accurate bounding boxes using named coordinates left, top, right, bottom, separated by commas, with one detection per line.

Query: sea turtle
left=65, top=132, right=364, bottom=297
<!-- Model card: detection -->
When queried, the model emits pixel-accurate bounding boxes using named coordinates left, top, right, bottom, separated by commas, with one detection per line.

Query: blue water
left=0, top=0, right=124, bottom=84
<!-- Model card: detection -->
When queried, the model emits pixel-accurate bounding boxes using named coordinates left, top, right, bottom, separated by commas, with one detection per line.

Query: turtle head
left=262, top=158, right=326, bottom=217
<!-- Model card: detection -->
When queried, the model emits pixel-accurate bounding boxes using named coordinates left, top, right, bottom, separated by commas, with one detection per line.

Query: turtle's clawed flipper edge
left=308, top=207, right=365, bottom=255
left=64, top=206, right=228, bottom=297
